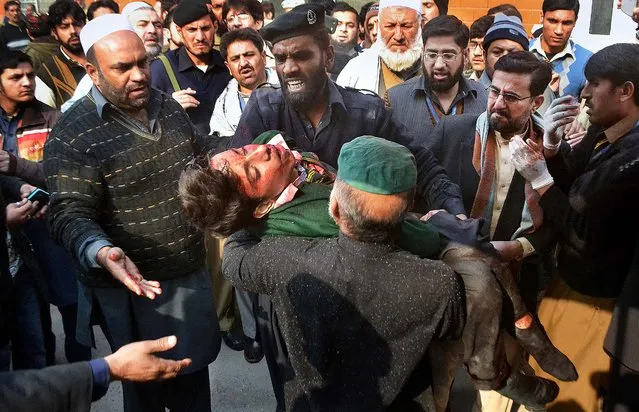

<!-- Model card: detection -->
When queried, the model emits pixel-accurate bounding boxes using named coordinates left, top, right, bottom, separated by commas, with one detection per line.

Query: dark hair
left=585, top=44, right=639, bottom=105
left=4, top=0, right=20, bottom=11
left=332, top=1, right=358, bottom=19
left=262, top=1, right=274, bottom=17
left=469, top=15, right=494, bottom=40
left=220, top=28, right=264, bottom=60
left=48, top=0, right=86, bottom=29
left=223, top=0, right=264, bottom=23
left=359, top=1, right=375, bottom=25
left=542, top=0, right=580, bottom=16
left=310, top=27, right=331, bottom=51
left=486, top=4, right=522, bottom=20
left=163, top=6, right=176, bottom=28
left=494, top=51, right=553, bottom=96
left=422, top=15, right=469, bottom=49
left=86, top=0, right=119, bottom=20
left=0, top=50, right=33, bottom=76
left=161, top=0, right=179, bottom=14
left=178, top=157, right=260, bottom=236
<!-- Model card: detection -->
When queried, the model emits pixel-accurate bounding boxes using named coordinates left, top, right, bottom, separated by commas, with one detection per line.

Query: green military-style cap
left=337, top=136, right=416, bottom=195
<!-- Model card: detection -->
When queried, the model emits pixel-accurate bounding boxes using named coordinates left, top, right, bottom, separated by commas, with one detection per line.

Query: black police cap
left=260, top=4, right=327, bottom=45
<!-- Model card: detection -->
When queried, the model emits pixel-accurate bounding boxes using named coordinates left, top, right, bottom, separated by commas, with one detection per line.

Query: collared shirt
left=150, top=46, right=232, bottom=135
left=530, top=38, right=593, bottom=98
left=89, top=86, right=161, bottom=135
left=492, top=127, right=535, bottom=258
left=299, top=81, right=346, bottom=141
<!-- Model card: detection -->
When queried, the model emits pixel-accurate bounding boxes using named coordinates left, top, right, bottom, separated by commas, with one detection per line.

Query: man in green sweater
left=178, top=131, right=574, bottom=410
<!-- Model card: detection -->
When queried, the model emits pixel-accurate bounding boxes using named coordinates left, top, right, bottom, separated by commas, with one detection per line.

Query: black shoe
left=496, top=371, right=559, bottom=409
left=244, top=336, right=264, bottom=363
left=222, top=330, right=245, bottom=351
left=516, top=320, right=578, bottom=382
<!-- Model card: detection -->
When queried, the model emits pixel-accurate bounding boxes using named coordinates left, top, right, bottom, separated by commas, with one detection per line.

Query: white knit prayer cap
left=80, top=14, right=136, bottom=55
left=379, top=0, right=421, bottom=14
left=122, top=1, right=153, bottom=18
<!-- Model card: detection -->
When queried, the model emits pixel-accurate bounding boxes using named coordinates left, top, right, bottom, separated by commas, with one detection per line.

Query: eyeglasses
left=423, top=51, right=460, bottom=63
left=487, top=86, right=533, bottom=105
left=469, top=40, right=483, bottom=51
left=226, top=13, right=251, bottom=24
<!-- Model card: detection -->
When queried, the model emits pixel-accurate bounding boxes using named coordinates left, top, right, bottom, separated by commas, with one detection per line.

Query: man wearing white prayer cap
left=122, top=1, right=164, bottom=58
left=337, top=0, right=423, bottom=97
left=61, top=6, right=164, bottom=112
left=44, top=12, right=220, bottom=412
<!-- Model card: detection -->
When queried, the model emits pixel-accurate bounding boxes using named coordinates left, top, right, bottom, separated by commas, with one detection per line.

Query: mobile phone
left=26, top=188, right=50, bottom=209
left=621, top=0, right=637, bottom=17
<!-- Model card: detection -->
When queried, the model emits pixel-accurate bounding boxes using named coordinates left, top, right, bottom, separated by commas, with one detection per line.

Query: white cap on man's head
left=379, top=0, right=421, bottom=14
left=122, top=1, right=153, bottom=18
left=80, top=14, right=136, bottom=55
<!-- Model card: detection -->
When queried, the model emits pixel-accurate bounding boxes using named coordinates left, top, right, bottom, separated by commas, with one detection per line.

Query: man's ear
left=532, top=94, right=544, bottom=112
left=539, top=11, right=544, bottom=24
left=253, top=199, right=275, bottom=218
left=328, top=196, right=340, bottom=223
left=325, top=44, right=335, bottom=71
left=86, top=61, right=100, bottom=85
left=255, top=20, right=264, bottom=30
left=619, top=81, right=636, bottom=104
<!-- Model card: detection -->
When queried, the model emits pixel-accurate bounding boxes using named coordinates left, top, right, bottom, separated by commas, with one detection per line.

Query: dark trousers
left=256, top=294, right=289, bottom=412
left=604, top=357, right=639, bottom=412
left=10, top=265, right=47, bottom=370
left=23, top=221, right=90, bottom=363
left=121, top=367, right=211, bottom=412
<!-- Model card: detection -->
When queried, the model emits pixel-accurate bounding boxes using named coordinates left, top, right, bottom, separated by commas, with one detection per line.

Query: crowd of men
left=0, top=0, right=638, bottom=411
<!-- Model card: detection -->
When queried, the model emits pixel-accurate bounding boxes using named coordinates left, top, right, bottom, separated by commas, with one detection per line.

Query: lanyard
left=425, top=96, right=460, bottom=126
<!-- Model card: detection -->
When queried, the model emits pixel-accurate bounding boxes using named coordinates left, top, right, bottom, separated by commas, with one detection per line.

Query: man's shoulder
left=572, top=41, right=594, bottom=59
left=388, top=76, right=421, bottom=97
left=335, top=83, right=384, bottom=109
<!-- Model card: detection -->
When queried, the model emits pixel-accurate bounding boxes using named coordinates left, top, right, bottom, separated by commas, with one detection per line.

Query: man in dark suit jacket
left=427, top=51, right=576, bottom=409
left=0, top=335, right=192, bottom=412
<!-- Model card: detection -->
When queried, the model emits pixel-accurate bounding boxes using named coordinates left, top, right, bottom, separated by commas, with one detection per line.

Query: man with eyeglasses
left=465, top=15, right=492, bottom=81
left=386, top=15, right=487, bottom=147
left=222, top=0, right=274, bottom=67
left=480, top=13, right=555, bottom=115
left=427, top=51, right=570, bottom=411
left=150, top=0, right=232, bottom=135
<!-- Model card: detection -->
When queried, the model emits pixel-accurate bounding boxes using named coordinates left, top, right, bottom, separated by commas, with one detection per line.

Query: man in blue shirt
left=529, top=0, right=593, bottom=98
left=150, top=0, right=232, bottom=135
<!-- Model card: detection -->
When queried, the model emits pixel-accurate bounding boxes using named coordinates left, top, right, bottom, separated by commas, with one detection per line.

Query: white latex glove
left=509, top=136, right=554, bottom=190
left=542, top=95, right=580, bottom=150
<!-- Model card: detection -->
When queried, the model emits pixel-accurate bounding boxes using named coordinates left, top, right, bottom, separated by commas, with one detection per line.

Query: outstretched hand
left=97, top=246, right=162, bottom=299
left=105, top=335, right=192, bottom=382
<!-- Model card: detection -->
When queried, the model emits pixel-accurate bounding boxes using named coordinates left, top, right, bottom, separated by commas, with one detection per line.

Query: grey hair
left=329, top=178, right=410, bottom=243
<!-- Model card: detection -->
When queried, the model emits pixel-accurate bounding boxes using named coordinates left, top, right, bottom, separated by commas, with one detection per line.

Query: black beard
left=63, top=38, right=83, bottom=54
left=278, top=67, right=328, bottom=113
left=428, top=64, right=464, bottom=93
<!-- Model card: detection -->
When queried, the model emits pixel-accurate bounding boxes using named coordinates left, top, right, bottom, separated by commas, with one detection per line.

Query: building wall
left=449, top=0, right=542, bottom=34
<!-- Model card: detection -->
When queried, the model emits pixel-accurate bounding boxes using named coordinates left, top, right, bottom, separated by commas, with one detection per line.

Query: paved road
left=51, top=307, right=475, bottom=412
left=50, top=308, right=276, bottom=412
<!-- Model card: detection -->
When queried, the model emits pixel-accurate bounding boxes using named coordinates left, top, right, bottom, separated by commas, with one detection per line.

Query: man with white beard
left=61, top=2, right=164, bottom=112
left=336, top=0, right=423, bottom=97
